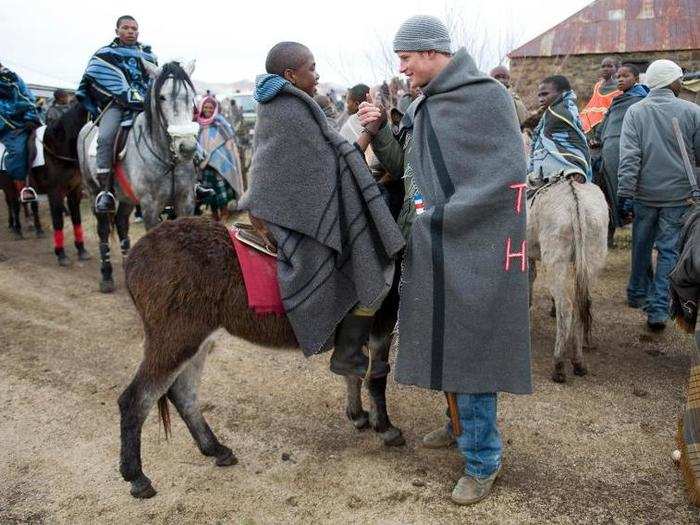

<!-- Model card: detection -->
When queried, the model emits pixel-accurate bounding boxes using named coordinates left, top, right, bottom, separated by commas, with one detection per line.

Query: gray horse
left=77, top=60, right=199, bottom=293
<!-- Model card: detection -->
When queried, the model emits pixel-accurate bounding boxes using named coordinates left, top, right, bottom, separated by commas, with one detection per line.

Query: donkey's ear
left=142, top=59, right=162, bottom=79
left=184, top=59, right=196, bottom=77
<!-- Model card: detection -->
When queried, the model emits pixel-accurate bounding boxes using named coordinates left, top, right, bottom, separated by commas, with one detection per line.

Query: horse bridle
left=133, top=79, right=198, bottom=207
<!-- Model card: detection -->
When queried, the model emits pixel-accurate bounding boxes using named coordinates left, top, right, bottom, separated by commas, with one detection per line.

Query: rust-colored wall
left=510, top=49, right=700, bottom=110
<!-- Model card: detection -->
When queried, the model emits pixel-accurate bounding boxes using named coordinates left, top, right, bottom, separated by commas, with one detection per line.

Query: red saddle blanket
left=228, top=227, right=285, bottom=316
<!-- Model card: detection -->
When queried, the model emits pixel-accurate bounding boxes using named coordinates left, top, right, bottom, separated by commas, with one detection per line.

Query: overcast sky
left=1, top=0, right=591, bottom=89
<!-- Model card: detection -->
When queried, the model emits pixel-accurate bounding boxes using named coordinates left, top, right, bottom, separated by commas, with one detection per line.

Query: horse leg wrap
left=73, top=224, right=84, bottom=244
left=53, top=230, right=64, bottom=251
left=120, top=237, right=131, bottom=256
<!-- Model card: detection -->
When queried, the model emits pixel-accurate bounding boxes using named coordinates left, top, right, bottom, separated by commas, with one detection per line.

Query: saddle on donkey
left=228, top=223, right=284, bottom=316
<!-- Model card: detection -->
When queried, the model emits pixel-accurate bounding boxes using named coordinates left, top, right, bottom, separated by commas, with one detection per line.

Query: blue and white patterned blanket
left=529, top=90, right=592, bottom=182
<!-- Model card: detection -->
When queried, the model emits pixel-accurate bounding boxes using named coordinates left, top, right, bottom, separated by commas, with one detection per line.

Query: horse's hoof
left=57, top=255, right=71, bottom=267
left=382, top=427, right=406, bottom=447
left=35, top=229, right=45, bottom=239
left=99, top=279, right=115, bottom=293
left=130, top=476, right=157, bottom=499
left=573, top=364, right=588, bottom=377
left=13, top=231, right=23, bottom=240
left=78, top=250, right=92, bottom=261
left=215, top=449, right=238, bottom=467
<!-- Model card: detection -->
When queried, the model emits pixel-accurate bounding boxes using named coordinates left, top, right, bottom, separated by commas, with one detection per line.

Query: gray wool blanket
left=239, top=83, right=405, bottom=356
left=394, top=48, right=532, bottom=394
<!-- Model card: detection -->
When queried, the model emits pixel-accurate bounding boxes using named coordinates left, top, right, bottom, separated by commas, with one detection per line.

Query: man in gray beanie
left=358, top=14, right=531, bottom=505
left=618, top=59, right=700, bottom=331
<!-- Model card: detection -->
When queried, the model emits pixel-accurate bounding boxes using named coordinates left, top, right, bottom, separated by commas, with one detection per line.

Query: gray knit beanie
left=393, top=15, right=452, bottom=54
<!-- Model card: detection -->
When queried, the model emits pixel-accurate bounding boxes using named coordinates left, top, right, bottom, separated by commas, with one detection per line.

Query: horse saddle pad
left=228, top=223, right=285, bottom=316
left=0, top=126, right=46, bottom=171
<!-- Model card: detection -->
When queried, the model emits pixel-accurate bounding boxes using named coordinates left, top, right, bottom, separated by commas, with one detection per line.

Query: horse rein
left=133, top=124, right=177, bottom=207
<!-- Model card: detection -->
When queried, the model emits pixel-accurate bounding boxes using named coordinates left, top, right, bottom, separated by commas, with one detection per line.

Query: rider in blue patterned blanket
left=0, top=63, right=42, bottom=182
left=76, top=15, right=157, bottom=213
left=529, top=75, right=592, bottom=186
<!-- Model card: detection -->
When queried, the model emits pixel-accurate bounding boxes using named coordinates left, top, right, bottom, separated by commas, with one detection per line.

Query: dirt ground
left=1, top=202, right=699, bottom=524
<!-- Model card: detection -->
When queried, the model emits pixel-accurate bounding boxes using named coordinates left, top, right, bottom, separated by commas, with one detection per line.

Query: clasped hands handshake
left=357, top=95, right=387, bottom=137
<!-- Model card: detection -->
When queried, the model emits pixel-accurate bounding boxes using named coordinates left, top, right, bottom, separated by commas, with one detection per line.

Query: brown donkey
left=119, top=217, right=403, bottom=498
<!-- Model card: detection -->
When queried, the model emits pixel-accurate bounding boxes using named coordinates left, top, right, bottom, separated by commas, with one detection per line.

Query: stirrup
left=20, top=186, right=38, bottom=203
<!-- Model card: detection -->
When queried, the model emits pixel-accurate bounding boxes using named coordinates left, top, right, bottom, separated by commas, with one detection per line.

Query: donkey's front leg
left=366, top=335, right=404, bottom=447
left=344, top=376, right=369, bottom=430
left=367, top=374, right=405, bottom=447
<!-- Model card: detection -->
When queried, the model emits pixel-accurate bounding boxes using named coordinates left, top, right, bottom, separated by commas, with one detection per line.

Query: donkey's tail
left=157, top=395, right=172, bottom=439
left=568, top=178, right=593, bottom=343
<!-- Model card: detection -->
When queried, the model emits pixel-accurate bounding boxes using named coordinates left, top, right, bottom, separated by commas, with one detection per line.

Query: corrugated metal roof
left=509, top=0, right=699, bottom=58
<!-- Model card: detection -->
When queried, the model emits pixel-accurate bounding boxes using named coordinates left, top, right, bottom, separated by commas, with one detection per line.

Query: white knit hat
left=393, top=15, right=452, bottom=54
left=645, top=59, right=683, bottom=90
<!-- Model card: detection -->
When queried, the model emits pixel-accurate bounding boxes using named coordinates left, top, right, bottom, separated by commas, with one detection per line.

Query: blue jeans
left=446, top=393, right=501, bottom=478
left=627, top=203, right=688, bottom=323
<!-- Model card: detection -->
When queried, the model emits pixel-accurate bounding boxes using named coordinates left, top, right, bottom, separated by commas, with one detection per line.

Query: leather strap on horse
left=41, top=141, right=79, bottom=163
left=445, top=392, right=462, bottom=437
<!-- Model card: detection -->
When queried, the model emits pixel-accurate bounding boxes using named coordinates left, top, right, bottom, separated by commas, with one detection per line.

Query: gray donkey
left=78, top=60, right=199, bottom=293
left=528, top=178, right=609, bottom=382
